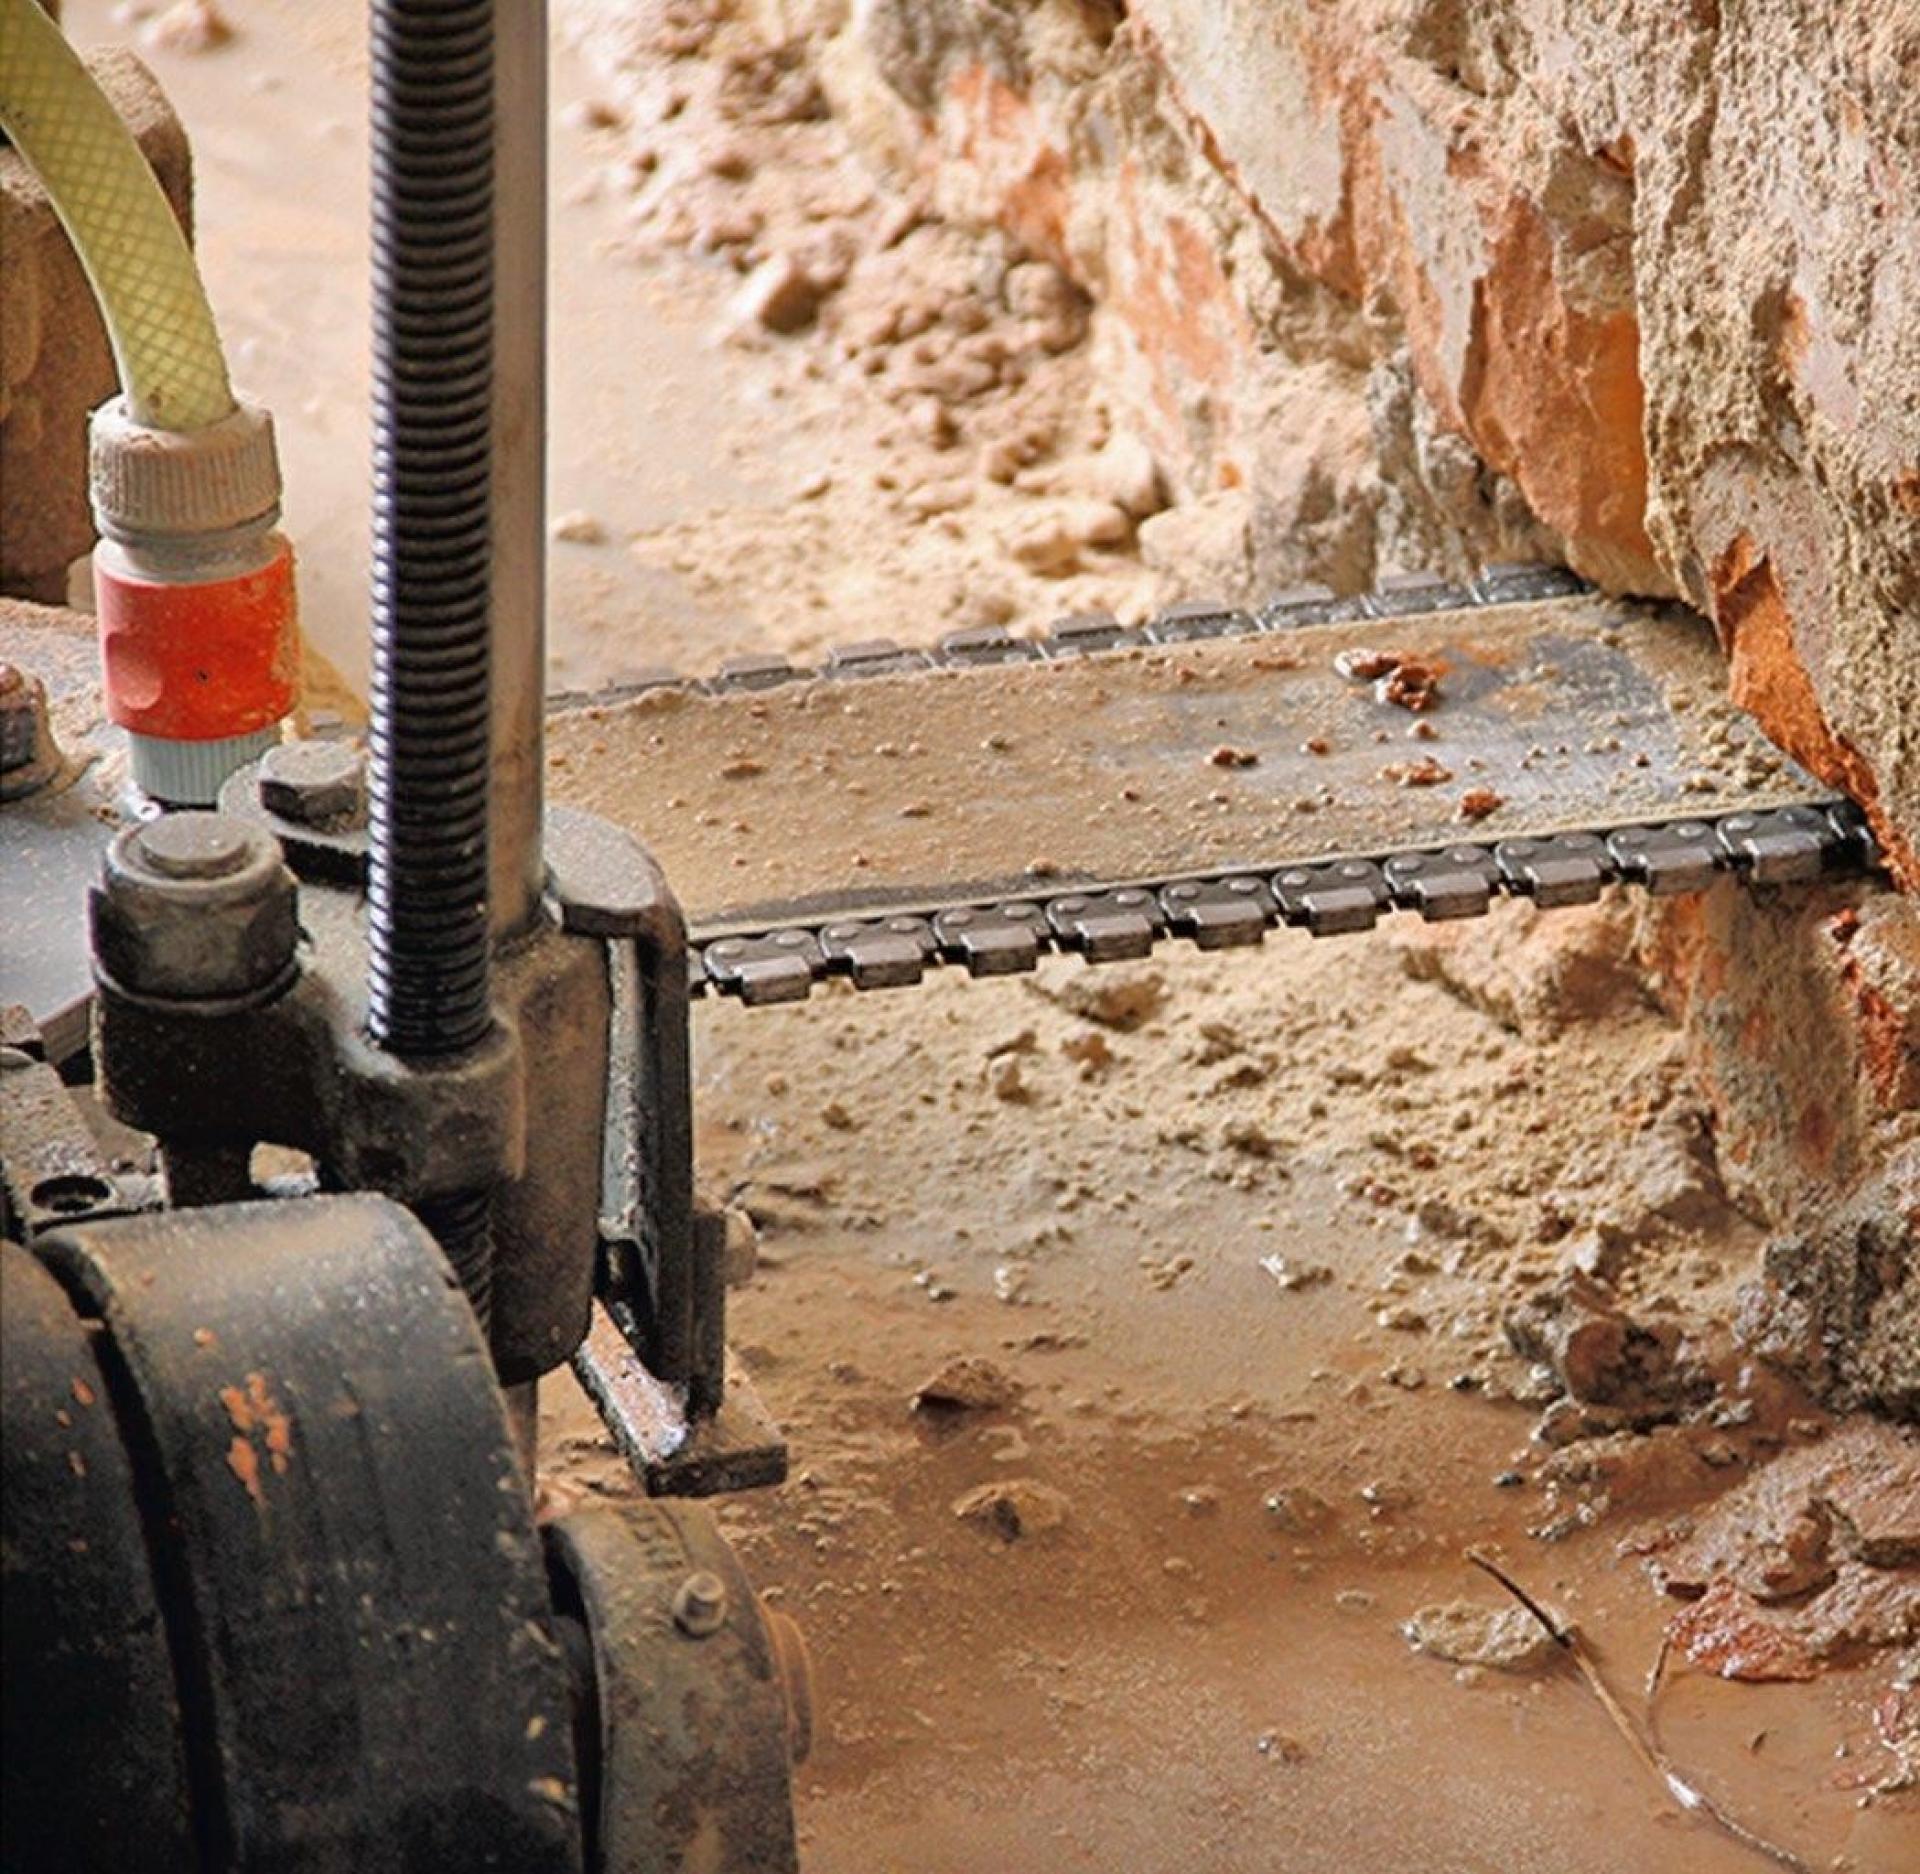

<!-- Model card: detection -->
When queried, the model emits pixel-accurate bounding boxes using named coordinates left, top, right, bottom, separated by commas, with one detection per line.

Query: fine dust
left=545, top=0, right=1181, bottom=685
left=543, top=897, right=1919, bottom=1872
left=88, top=2, right=1918, bottom=1868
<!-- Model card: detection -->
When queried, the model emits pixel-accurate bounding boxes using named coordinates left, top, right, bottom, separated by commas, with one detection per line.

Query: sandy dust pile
left=550, top=0, right=1201, bottom=674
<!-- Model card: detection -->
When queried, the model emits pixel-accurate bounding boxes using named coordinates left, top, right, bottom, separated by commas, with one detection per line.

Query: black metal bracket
left=546, top=807, right=786, bottom=1495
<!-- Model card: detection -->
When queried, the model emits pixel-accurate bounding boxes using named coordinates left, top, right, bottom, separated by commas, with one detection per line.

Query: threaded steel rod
left=366, top=0, right=497, bottom=1316
left=367, top=0, right=494, bottom=1059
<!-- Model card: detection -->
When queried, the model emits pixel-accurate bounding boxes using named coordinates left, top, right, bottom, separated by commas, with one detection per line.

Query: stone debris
left=1090, top=432, right=1166, bottom=521
left=1650, top=1430, right=1920, bottom=1646
left=551, top=510, right=607, bottom=545
left=1003, top=497, right=1132, bottom=575
left=735, top=1159, right=838, bottom=1233
left=1221, top=1118, right=1281, bottom=1159
left=1379, top=756, right=1452, bottom=787
left=1259, top=1254, right=1333, bottom=1292
left=1255, top=1730, right=1309, bottom=1764
left=1376, top=658, right=1444, bottom=712
left=1538, top=1424, right=1711, bottom=1513
left=991, top=1263, right=1029, bottom=1305
left=1403, top=1599, right=1561, bottom=1674
left=1667, top=1579, right=1819, bottom=1683
left=1261, top=1486, right=1336, bottom=1533
left=1045, top=969, right=1168, bottom=1033
left=1393, top=899, right=1644, bottom=1042
left=1737, top=1162, right=1920, bottom=1421
left=721, top=1205, right=759, bottom=1287
left=1135, top=489, right=1253, bottom=595
left=988, top=1055, right=1033, bottom=1104
left=1143, top=1253, right=1195, bottom=1291
left=912, top=1356, right=1020, bottom=1416
left=1544, top=1112, right=1730, bottom=1265
left=1626, top=1420, right=1920, bottom=1676
left=1060, top=1030, right=1115, bottom=1079
left=1653, top=1420, right=1920, bottom=1591
left=1504, top=1273, right=1704, bottom=1411
left=730, top=252, right=821, bottom=335
left=952, top=1477, right=1070, bottom=1542
left=143, top=0, right=232, bottom=54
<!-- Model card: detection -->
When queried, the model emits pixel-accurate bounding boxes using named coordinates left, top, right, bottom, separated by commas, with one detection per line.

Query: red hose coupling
left=94, top=537, right=299, bottom=741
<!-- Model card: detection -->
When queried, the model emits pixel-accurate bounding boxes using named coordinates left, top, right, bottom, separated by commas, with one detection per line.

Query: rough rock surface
left=1636, top=885, right=1920, bottom=1225
left=1503, top=1272, right=1706, bottom=1411
left=1737, top=1156, right=1920, bottom=1422
left=1402, top=1598, right=1560, bottom=1674
left=791, top=0, right=1920, bottom=877
left=1644, top=1420, right=1920, bottom=1677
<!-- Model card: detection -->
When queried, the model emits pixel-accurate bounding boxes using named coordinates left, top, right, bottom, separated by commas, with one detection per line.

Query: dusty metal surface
left=30, top=1194, right=582, bottom=1871
left=547, top=593, right=1838, bottom=942
left=7, top=581, right=1877, bottom=1028
left=0, top=600, right=127, bottom=1056
left=0, top=1016, right=155, bottom=1240
left=573, top=1297, right=788, bottom=1497
left=545, top=1501, right=804, bottom=1874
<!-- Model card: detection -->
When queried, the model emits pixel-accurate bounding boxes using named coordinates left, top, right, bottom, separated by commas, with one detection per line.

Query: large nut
left=90, top=812, right=298, bottom=1002
left=257, top=739, right=365, bottom=828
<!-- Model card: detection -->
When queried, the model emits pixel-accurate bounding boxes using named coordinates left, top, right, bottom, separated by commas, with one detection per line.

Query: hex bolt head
left=258, top=739, right=366, bottom=828
left=92, top=812, right=299, bottom=1002
left=670, top=1569, right=729, bottom=1638
left=132, top=813, right=253, bottom=880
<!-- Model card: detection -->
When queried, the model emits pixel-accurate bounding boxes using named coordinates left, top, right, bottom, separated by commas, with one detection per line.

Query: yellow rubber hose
left=0, top=0, right=233, bottom=430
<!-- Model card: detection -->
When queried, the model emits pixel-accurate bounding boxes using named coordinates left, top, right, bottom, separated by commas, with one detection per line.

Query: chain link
left=694, top=799, right=1880, bottom=1006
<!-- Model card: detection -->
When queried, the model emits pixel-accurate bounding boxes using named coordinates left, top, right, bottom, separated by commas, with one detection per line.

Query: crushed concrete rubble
left=1040, top=967, right=1169, bottom=1033
left=1634, top=1420, right=1920, bottom=1680
left=782, top=0, right=1920, bottom=879
left=912, top=1355, right=1020, bottom=1415
left=544, top=0, right=1180, bottom=679
left=1504, top=1274, right=1707, bottom=1413
left=9, top=2, right=1917, bottom=1864
left=1738, top=1157, right=1920, bottom=1423
left=1402, top=1599, right=1561, bottom=1675
left=951, top=1477, right=1071, bottom=1541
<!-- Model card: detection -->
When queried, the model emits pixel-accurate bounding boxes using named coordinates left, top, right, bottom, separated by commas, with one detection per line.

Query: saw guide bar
left=544, top=575, right=1878, bottom=1005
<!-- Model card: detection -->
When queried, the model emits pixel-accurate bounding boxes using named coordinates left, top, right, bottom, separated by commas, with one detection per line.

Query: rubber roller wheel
left=546, top=1501, right=806, bottom=1874
left=33, top=1194, right=583, bottom=1874
left=1, top=1243, right=194, bottom=1872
